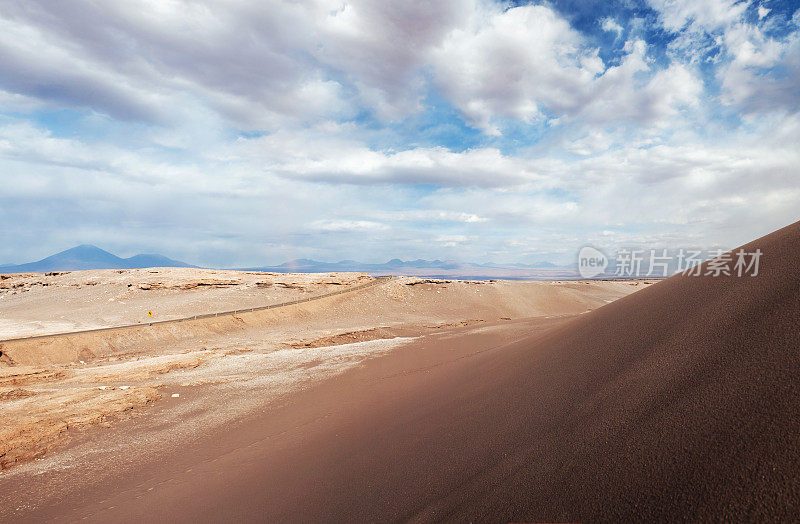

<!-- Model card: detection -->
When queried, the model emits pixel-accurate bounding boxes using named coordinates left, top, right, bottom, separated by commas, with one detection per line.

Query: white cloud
left=576, top=41, right=702, bottom=126
left=0, top=0, right=738, bottom=134
left=222, top=128, right=544, bottom=187
left=0, top=0, right=468, bottom=127
left=309, top=219, right=389, bottom=232
left=430, top=6, right=702, bottom=134
left=313, top=0, right=468, bottom=119
left=718, top=21, right=800, bottom=112
left=648, top=0, right=800, bottom=115
left=1, top=109, right=798, bottom=265
left=0, top=89, right=48, bottom=112
left=0, top=1, right=356, bottom=127
left=601, top=17, right=624, bottom=36
left=431, top=4, right=597, bottom=133
left=433, top=234, right=469, bottom=247
left=376, top=210, right=488, bottom=223
left=0, top=1, right=798, bottom=267
left=647, top=0, right=747, bottom=34
left=565, top=130, right=614, bottom=156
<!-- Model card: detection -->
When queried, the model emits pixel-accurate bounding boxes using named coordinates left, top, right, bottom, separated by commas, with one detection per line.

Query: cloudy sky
left=1, top=0, right=799, bottom=267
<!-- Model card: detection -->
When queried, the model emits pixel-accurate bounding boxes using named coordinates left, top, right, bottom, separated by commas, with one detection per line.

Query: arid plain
left=0, top=267, right=651, bottom=521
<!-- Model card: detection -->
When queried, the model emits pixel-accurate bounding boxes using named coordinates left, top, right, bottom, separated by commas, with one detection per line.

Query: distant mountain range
left=243, top=258, right=572, bottom=280
left=0, top=245, right=196, bottom=273
left=0, top=245, right=572, bottom=279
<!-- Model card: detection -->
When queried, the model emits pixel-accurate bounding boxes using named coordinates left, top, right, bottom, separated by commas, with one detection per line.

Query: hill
left=0, top=245, right=196, bottom=273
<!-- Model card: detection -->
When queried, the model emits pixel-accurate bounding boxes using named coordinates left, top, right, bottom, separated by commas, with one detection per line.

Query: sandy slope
left=1, top=220, right=795, bottom=521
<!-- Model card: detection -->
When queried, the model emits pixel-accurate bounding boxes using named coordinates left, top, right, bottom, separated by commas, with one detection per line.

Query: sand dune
left=247, top=219, right=797, bottom=521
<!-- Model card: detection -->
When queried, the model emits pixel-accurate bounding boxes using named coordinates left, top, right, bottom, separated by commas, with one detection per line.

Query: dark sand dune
left=411, top=221, right=800, bottom=521
left=4, top=221, right=799, bottom=522
left=234, top=220, right=800, bottom=521
left=253, top=220, right=799, bottom=522
left=415, top=220, right=800, bottom=521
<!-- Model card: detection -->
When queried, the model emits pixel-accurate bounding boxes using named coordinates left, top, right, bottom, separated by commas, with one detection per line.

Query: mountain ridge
left=0, top=245, right=568, bottom=278
left=0, top=245, right=196, bottom=273
left=249, top=258, right=565, bottom=272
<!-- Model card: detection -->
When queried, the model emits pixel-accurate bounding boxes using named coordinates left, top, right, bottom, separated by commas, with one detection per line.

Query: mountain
left=0, top=247, right=566, bottom=278
left=0, top=245, right=196, bottom=273
left=124, top=253, right=196, bottom=268
left=244, top=258, right=573, bottom=279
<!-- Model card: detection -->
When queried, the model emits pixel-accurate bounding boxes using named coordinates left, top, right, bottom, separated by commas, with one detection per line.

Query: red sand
left=2, top=221, right=799, bottom=521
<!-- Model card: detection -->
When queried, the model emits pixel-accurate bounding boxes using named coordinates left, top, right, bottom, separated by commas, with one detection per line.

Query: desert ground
left=0, top=268, right=648, bottom=518
left=0, top=268, right=378, bottom=339
left=1, top=219, right=798, bottom=522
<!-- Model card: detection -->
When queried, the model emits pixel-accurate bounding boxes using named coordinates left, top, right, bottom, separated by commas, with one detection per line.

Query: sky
left=1, top=0, right=799, bottom=267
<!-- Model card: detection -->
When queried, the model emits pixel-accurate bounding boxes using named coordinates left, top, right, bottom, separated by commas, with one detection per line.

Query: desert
left=1, top=221, right=799, bottom=521
left=0, top=268, right=647, bottom=492
left=3, top=0, right=800, bottom=521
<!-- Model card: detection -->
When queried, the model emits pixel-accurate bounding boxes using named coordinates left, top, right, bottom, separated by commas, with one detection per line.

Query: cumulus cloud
left=647, top=0, right=747, bottom=33
left=601, top=17, right=624, bottom=36
left=0, top=0, right=469, bottom=127
left=718, top=20, right=800, bottom=113
left=648, top=0, right=800, bottom=114
left=381, top=210, right=489, bottom=224
left=221, top=127, right=544, bottom=187
left=0, top=0, right=708, bottom=132
left=0, top=1, right=355, bottom=126
left=2, top=109, right=799, bottom=264
left=309, top=219, right=389, bottom=232
left=574, top=40, right=702, bottom=126
left=0, top=0, right=798, bottom=266
left=430, top=5, right=701, bottom=134
left=314, top=0, right=468, bottom=119
left=430, top=4, right=598, bottom=133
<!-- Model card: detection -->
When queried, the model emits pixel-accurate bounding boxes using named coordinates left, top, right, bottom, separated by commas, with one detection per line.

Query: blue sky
left=0, top=0, right=799, bottom=267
